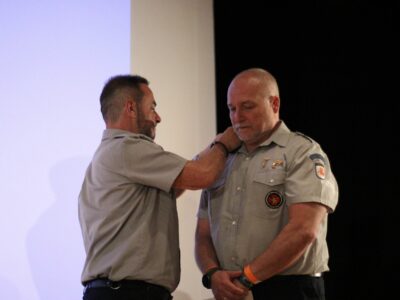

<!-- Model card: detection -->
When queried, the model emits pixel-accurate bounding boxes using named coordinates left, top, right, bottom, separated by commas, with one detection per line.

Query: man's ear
left=126, top=101, right=137, bottom=117
left=270, top=96, right=280, bottom=113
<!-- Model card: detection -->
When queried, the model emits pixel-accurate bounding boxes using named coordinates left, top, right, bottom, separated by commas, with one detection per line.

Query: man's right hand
left=216, top=126, right=241, bottom=152
left=211, top=270, right=248, bottom=300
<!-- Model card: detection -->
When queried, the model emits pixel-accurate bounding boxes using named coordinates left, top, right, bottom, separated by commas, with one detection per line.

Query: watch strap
left=210, top=141, right=229, bottom=157
left=238, top=274, right=253, bottom=289
left=202, top=267, right=221, bottom=289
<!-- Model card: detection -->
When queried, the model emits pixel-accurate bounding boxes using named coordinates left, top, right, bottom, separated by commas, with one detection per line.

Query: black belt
left=268, top=273, right=324, bottom=281
left=84, top=278, right=170, bottom=294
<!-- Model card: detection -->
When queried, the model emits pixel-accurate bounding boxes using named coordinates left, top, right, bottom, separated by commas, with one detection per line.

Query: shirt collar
left=102, top=128, right=154, bottom=143
left=238, top=121, right=291, bottom=154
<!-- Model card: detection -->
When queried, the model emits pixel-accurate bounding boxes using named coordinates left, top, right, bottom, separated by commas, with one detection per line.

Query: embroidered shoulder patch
left=309, top=153, right=326, bottom=180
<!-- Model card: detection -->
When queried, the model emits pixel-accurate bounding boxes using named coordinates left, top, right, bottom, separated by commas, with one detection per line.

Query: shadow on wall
left=0, top=276, right=21, bottom=299
left=26, top=157, right=89, bottom=300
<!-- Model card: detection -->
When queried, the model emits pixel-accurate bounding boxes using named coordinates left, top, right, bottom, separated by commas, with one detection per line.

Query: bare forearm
left=249, top=223, right=315, bottom=281
left=173, top=145, right=227, bottom=190
left=248, top=203, right=327, bottom=281
left=195, top=221, right=220, bottom=272
left=195, top=236, right=220, bottom=273
left=173, top=126, right=240, bottom=190
left=197, top=248, right=219, bottom=273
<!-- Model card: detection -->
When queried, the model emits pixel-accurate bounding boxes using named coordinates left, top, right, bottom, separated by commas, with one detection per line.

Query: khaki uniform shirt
left=79, top=129, right=187, bottom=292
left=198, top=122, right=338, bottom=275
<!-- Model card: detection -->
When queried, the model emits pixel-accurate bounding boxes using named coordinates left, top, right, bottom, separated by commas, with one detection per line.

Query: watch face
left=202, top=267, right=221, bottom=289
left=202, top=273, right=211, bottom=289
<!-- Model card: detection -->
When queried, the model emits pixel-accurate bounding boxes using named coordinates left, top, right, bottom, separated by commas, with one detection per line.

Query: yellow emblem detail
left=271, top=159, right=284, bottom=169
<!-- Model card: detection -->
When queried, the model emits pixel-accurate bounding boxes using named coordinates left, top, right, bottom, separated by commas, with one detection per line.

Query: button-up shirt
left=198, top=122, right=338, bottom=275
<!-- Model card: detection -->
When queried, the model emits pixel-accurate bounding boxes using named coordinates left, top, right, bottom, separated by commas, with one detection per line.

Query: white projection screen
left=0, top=0, right=216, bottom=299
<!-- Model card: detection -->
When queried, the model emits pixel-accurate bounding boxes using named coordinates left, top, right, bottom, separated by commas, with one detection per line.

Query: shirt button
left=269, top=179, right=274, bottom=183
left=237, top=187, right=241, bottom=191
left=231, top=257, right=236, bottom=262
left=232, top=221, right=237, bottom=225
left=245, top=157, right=250, bottom=161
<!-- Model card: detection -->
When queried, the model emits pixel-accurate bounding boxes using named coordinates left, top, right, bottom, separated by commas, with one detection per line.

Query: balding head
left=229, top=68, right=280, bottom=99
left=227, top=68, right=281, bottom=152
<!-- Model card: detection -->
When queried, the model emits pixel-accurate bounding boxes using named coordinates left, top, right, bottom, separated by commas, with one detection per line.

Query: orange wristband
left=244, top=265, right=261, bottom=284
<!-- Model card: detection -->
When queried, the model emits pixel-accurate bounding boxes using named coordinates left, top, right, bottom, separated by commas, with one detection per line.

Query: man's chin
left=149, top=130, right=156, bottom=140
left=237, top=133, right=251, bottom=142
left=142, top=127, right=156, bottom=140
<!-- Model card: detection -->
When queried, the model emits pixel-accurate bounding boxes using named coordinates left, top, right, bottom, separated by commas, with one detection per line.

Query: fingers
left=212, top=270, right=248, bottom=300
left=218, top=127, right=241, bottom=152
left=226, top=270, right=242, bottom=278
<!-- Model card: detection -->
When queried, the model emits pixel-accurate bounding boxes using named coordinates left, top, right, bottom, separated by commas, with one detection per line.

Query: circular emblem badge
left=265, top=191, right=284, bottom=209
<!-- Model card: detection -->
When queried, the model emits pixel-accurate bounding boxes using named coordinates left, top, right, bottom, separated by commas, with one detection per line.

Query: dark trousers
left=82, top=279, right=172, bottom=300
left=251, top=275, right=325, bottom=300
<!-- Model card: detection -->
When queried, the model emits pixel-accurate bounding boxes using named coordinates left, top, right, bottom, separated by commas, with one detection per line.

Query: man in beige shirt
left=196, top=68, right=338, bottom=300
left=79, top=74, right=241, bottom=300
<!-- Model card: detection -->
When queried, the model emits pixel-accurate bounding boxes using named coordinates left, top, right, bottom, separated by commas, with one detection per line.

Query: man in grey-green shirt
left=79, top=75, right=240, bottom=300
left=195, top=68, right=338, bottom=300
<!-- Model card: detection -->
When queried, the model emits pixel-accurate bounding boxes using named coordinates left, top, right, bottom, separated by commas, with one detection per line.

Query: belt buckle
left=311, top=272, right=322, bottom=277
left=107, top=280, right=121, bottom=290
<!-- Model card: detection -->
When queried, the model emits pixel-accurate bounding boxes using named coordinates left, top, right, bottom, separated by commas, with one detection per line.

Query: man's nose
left=155, top=112, right=161, bottom=123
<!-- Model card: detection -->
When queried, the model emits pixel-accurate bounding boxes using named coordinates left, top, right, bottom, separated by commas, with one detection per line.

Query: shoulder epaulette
left=294, top=131, right=314, bottom=143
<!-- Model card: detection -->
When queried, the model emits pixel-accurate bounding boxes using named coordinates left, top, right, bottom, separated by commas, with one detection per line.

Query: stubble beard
left=137, top=111, right=155, bottom=139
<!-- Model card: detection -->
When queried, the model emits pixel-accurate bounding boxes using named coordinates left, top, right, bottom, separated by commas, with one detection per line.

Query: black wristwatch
left=237, top=274, right=253, bottom=289
left=202, top=267, right=221, bottom=289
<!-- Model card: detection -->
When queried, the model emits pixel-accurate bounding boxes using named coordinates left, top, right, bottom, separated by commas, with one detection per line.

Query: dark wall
left=213, top=2, right=398, bottom=299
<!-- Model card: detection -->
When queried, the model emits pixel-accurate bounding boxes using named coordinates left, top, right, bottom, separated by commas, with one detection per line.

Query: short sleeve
left=285, top=141, right=339, bottom=212
left=121, top=137, right=187, bottom=193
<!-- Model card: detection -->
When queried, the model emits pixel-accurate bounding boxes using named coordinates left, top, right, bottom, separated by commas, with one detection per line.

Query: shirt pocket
left=253, top=170, right=286, bottom=188
left=249, top=170, right=286, bottom=219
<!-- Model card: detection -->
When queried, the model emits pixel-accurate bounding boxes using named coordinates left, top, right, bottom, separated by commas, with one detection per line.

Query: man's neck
left=244, top=120, right=281, bottom=153
left=106, top=119, right=137, bottom=133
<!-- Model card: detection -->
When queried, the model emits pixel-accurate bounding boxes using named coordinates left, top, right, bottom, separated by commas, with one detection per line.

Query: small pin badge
left=262, top=157, right=270, bottom=168
left=271, top=159, right=284, bottom=169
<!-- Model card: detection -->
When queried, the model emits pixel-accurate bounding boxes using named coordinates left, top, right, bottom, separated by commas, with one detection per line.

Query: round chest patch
left=265, top=191, right=284, bottom=209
